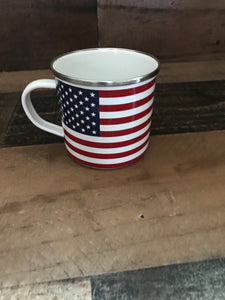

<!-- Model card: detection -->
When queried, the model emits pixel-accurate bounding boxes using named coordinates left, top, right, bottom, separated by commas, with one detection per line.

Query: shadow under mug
left=21, top=48, right=160, bottom=169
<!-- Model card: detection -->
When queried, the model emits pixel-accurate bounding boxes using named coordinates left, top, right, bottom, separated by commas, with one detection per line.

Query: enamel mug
left=21, top=48, right=160, bottom=169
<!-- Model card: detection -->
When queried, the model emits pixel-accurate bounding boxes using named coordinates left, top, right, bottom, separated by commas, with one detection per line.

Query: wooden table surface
left=0, top=130, right=225, bottom=287
left=0, top=61, right=225, bottom=293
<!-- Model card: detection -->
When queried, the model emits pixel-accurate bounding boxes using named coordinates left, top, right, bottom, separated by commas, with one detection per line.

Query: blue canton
left=56, top=80, right=100, bottom=136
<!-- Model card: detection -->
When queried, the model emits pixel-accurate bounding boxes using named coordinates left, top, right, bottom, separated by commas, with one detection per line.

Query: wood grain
left=151, top=80, right=225, bottom=135
left=0, top=130, right=224, bottom=287
left=91, top=258, right=225, bottom=300
left=0, top=279, right=92, bottom=299
left=98, top=0, right=225, bottom=61
left=0, top=90, right=62, bottom=147
left=1, top=80, right=224, bottom=147
left=0, top=60, right=225, bottom=93
left=1, top=60, right=225, bottom=93
left=0, top=92, right=19, bottom=146
left=0, top=0, right=97, bottom=71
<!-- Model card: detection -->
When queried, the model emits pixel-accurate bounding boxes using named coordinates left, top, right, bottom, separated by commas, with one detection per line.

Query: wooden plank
left=0, top=130, right=224, bottom=287
left=0, top=0, right=97, bottom=71
left=101, top=0, right=225, bottom=10
left=151, top=80, right=225, bottom=135
left=1, top=80, right=224, bottom=147
left=98, top=0, right=225, bottom=61
left=0, top=92, right=18, bottom=146
left=0, top=70, right=53, bottom=93
left=0, top=279, right=92, bottom=299
left=0, top=90, right=62, bottom=147
left=1, top=60, right=225, bottom=93
left=91, top=258, right=225, bottom=300
left=158, top=60, right=225, bottom=84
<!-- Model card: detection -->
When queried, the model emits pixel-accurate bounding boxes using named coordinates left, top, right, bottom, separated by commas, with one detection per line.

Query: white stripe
left=63, top=122, right=150, bottom=143
left=100, top=98, right=154, bottom=119
left=100, top=112, right=152, bottom=132
left=99, top=85, right=155, bottom=105
left=65, top=132, right=149, bottom=154
left=65, top=141, right=149, bottom=165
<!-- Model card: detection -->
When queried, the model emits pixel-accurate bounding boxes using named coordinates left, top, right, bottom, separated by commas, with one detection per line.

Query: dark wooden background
left=0, top=0, right=225, bottom=147
left=1, top=0, right=225, bottom=71
left=0, top=0, right=98, bottom=71
left=98, top=0, right=225, bottom=62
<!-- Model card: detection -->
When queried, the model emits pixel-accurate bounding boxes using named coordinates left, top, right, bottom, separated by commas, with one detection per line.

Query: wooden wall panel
left=0, top=0, right=97, bottom=71
left=98, top=0, right=225, bottom=62
left=1, top=0, right=225, bottom=70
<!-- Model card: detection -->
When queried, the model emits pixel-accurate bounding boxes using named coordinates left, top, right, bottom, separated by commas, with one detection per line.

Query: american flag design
left=56, top=78, right=156, bottom=169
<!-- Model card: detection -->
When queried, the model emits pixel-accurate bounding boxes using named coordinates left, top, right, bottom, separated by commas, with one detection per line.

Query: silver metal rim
left=50, top=48, right=160, bottom=87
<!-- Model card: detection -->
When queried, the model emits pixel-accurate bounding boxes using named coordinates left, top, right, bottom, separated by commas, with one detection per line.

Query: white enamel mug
left=21, top=48, right=160, bottom=169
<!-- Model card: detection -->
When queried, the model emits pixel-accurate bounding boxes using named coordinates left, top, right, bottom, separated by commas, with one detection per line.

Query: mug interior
left=51, top=48, right=159, bottom=85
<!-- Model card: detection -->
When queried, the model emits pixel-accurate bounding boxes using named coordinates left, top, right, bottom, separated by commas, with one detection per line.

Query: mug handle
left=21, top=79, right=64, bottom=137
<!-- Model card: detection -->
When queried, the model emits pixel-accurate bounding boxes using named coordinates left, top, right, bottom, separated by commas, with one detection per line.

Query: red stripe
left=66, top=148, right=148, bottom=169
left=64, top=127, right=150, bottom=149
left=65, top=138, right=148, bottom=160
left=99, top=79, right=155, bottom=98
left=101, top=116, right=152, bottom=137
left=99, top=91, right=154, bottom=112
left=100, top=104, right=153, bottom=125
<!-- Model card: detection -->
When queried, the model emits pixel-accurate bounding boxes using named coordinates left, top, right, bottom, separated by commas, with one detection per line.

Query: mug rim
left=50, top=48, right=160, bottom=87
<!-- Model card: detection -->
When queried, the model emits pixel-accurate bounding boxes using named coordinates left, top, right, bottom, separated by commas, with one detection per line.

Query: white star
left=92, top=130, right=96, bottom=134
left=65, top=121, right=68, bottom=124
left=86, top=125, right=90, bottom=129
left=86, top=116, right=90, bottom=120
left=75, top=113, right=79, bottom=118
left=81, top=128, right=85, bottom=132
left=65, top=112, right=67, bottom=116
left=76, top=122, right=80, bottom=126
left=92, top=121, right=96, bottom=126
left=65, top=91, right=68, bottom=96
left=66, top=101, right=69, bottom=105
left=85, top=107, right=90, bottom=111
left=72, top=125, right=76, bottom=129
left=61, top=84, right=64, bottom=88
left=91, top=103, right=95, bottom=107
left=71, top=108, right=74, bottom=111
left=79, top=101, right=83, bottom=105
left=72, top=117, right=75, bottom=120
left=90, top=92, right=95, bottom=97
left=81, top=120, right=85, bottom=124
left=91, top=112, right=96, bottom=117
left=63, top=104, right=66, bottom=107
left=69, top=88, right=72, bottom=92
left=80, top=111, right=84, bottom=115
left=68, top=119, right=71, bottom=122
left=85, top=97, right=89, bottom=101
left=70, top=98, right=73, bottom=102
left=62, top=94, right=65, bottom=98
left=75, top=104, right=78, bottom=109
left=79, top=90, right=83, bottom=95
left=74, top=94, right=78, bottom=99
